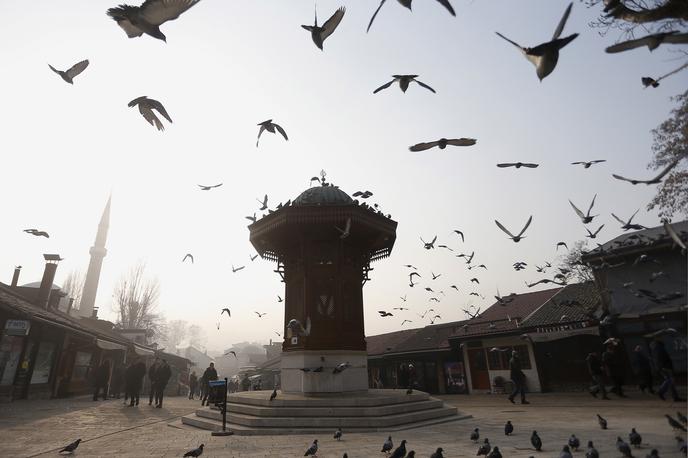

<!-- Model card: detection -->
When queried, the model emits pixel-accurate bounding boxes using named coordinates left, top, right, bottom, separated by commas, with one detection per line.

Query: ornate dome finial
left=320, top=169, right=327, bottom=186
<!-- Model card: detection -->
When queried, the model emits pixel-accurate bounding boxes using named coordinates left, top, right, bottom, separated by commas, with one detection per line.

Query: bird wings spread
left=320, top=7, right=345, bottom=41
left=409, top=141, right=439, bottom=152
left=367, top=0, right=387, bottom=32
left=149, top=99, right=172, bottom=123
left=612, top=173, right=634, bottom=183
left=373, top=79, right=395, bottom=94
left=587, top=194, right=597, bottom=214
left=448, top=138, right=476, bottom=146
left=517, top=215, right=533, bottom=237
left=495, top=32, right=524, bottom=51
left=273, top=123, right=289, bottom=141
left=495, top=220, right=515, bottom=238
left=139, top=106, right=164, bottom=130
left=140, top=0, right=201, bottom=26
left=414, top=79, right=436, bottom=93
left=436, top=0, right=456, bottom=16
left=553, top=2, right=573, bottom=40
left=66, top=60, right=89, bottom=79
left=569, top=200, right=585, bottom=219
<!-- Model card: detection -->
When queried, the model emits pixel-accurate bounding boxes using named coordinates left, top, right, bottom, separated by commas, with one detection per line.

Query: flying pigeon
left=367, top=0, right=455, bottom=32
left=301, top=6, right=345, bottom=50
left=378, top=311, right=393, bottom=317
left=606, top=31, right=688, bottom=53
left=107, top=0, right=201, bottom=41
left=198, top=183, right=222, bottom=191
left=182, top=253, right=194, bottom=263
left=572, top=160, right=606, bottom=168
left=585, top=224, right=605, bottom=239
left=128, top=96, right=172, bottom=131
left=251, top=254, right=259, bottom=261
left=256, top=120, right=288, bottom=147
left=254, top=312, right=266, bottom=318
left=59, top=439, right=82, bottom=454
left=642, top=62, right=688, bottom=88
left=333, top=362, right=351, bottom=374
left=183, top=444, right=204, bottom=457
left=224, top=350, right=237, bottom=358
left=612, top=158, right=683, bottom=185
left=49, top=60, right=89, bottom=84
left=374, top=75, right=436, bottom=94
left=569, top=194, right=598, bottom=224
left=495, top=216, right=533, bottom=242
left=409, top=138, right=476, bottom=151
left=611, top=210, right=646, bottom=231
left=246, top=213, right=257, bottom=223
left=556, top=242, right=568, bottom=250
left=232, top=265, right=245, bottom=273
left=24, top=229, right=50, bottom=238
left=220, top=308, right=230, bottom=317
left=497, top=162, right=539, bottom=168
left=256, top=194, right=269, bottom=210
left=495, top=2, right=578, bottom=80
left=421, top=235, right=437, bottom=249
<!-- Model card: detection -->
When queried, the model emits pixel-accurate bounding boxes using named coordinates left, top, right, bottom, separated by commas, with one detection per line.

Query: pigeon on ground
left=367, top=0, right=455, bottom=32
left=677, top=437, right=687, bottom=455
left=677, top=411, right=687, bottom=426
left=390, top=440, right=407, bottom=458
left=569, top=194, right=597, bottom=224
left=374, top=75, right=436, bottom=94
left=495, top=216, right=533, bottom=242
left=409, top=138, right=476, bottom=151
left=477, top=438, right=491, bottom=455
left=256, top=120, right=288, bottom=147
left=59, top=439, right=81, bottom=454
left=301, top=6, right=345, bottom=50
left=49, top=60, right=89, bottom=84
left=666, top=414, right=687, bottom=432
left=613, top=158, right=683, bottom=185
left=107, top=0, right=201, bottom=41
left=183, top=444, right=204, bottom=457
left=495, top=2, right=578, bottom=80
left=269, top=389, right=277, bottom=401
left=471, top=428, right=480, bottom=442
left=381, top=436, right=394, bottom=454
left=605, top=31, right=688, bottom=53
left=597, top=413, right=608, bottom=429
left=531, top=431, right=542, bottom=451
left=561, top=445, right=573, bottom=458
left=646, top=449, right=659, bottom=458
left=182, top=254, right=194, bottom=263
left=430, top=447, right=444, bottom=458
left=572, top=160, right=606, bottom=168
left=128, top=96, right=172, bottom=131
left=569, top=434, right=580, bottom=451
left=504, top=421, right=514, bottom=436
left=334, top=427, right=342, bottom=441
left=617, top=437, right=633, bottom=458
left=629, top=428, right=642, bottom=448
left=586, top=441, right=599, bottom=458
left=487, top=447, right=502, bottom=458
left=304, top=439, right=318, bottom=456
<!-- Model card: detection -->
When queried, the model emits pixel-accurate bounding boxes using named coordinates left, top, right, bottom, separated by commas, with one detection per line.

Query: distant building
left=177, top=346, right=213, bottom=376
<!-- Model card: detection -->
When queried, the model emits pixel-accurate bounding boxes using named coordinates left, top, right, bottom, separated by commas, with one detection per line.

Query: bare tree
left=557, top=240, right=595, bottom=283
left=113, top=262, right=163, bottom=338
left=61, top=269, right=84, bottom=312
left=584, top=0, right=688, bottom=38
left=160, top=319, right=188, bottom=353
left=187, top=324, right=207, bottom=350
left=647, top=89, right=688, bottom=219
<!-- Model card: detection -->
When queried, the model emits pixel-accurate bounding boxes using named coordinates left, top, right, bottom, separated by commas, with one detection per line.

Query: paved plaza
left=1, top=392, right=686, bottom=457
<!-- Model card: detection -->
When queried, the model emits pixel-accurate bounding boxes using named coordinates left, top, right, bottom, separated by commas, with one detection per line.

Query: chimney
left=36, top=254, right=62, bottom=309
left=10, top=266, right=21, bottom=287
left=91, top=307, right=99, bottom=319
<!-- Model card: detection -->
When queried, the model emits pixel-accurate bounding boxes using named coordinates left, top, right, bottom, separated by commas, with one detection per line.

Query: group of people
left=91, top=356, right=173, bottom=407
left=586, top=335, right=685, bottom=402
left=187, top=362, right=219, bottom=406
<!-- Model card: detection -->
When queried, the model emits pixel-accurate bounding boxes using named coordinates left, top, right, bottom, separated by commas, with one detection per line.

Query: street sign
left=4, top=319, right=31, bottom=336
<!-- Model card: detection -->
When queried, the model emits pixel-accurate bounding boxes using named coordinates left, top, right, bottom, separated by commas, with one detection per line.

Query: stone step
left=179, top=411, right=471, bottom=435
left=212, top=405, right=458, bottom=429
left=202, top=398, right=444, bottom=418
left=226, top=390, right=430, bottom=408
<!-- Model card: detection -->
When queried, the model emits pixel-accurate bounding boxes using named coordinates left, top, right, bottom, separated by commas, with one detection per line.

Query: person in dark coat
left=148, top=357, right=160, bottom=406
left=188, top=371, right=198, bottom=400
left=508, top=351, right=529, bottom=404
left=651, top=337, right=685, bottom=402
left=92, top=360, right=110, bottom=401
left=602, top=340, right=627, bottom=397
left=155, top=359, right=172, bottom=408
left=631, top=345, right=654, bottom=394
left=585, top=351, right=609, bottom=399
left=126, top=358, right=147, bottom=407
left=201, top=363, right=218, bottom=406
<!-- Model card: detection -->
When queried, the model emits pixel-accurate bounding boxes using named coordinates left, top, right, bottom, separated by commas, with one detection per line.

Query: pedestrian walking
left=148, top=357, right=160, bottom=406
left=602, top=339, right=627, bottom=397
left=586, top=351, right=609, bottom=399
left=189, top=371, right=198, bottom=400
left=126, top=358, right=146, bottom=407
left=201, top=362, right=218, bottom=406
left=631, top=345, right=654, bottom=394
left=651, top=337, right=686, bottom=402
left=155, top=359, right=172, bottom=408
left=508, top=350, right=529, bottom=404
left=92, top=359, right=110, bottom=401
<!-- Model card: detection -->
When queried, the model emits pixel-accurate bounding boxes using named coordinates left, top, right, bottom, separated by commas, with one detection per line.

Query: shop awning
left=96, top=338, right=127, bottom=351
left=134, top=345, right=155, bottom=356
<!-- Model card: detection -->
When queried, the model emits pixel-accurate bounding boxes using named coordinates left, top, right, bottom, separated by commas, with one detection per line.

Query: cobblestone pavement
left=1, top=392, right=686, bottom=457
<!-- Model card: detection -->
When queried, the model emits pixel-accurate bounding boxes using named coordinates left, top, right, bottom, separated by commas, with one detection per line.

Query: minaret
left=79, top=196, right=111, bottom=318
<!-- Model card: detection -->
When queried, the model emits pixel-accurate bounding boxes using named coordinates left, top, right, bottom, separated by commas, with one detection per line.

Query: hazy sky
left=1, top=0, right=685, bottom=352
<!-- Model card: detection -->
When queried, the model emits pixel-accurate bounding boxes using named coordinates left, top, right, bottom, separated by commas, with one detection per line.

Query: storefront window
left=0, top=335, right=24, bottom=386
left=72, top=351, right=93, bottom=381
left=444, top=361, right=467, bottom=394
left=30, top=341, right=56, bottom=384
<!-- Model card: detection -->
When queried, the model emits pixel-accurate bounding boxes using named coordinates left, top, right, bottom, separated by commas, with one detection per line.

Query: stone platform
left=179, top=389, right=469, bottom=435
